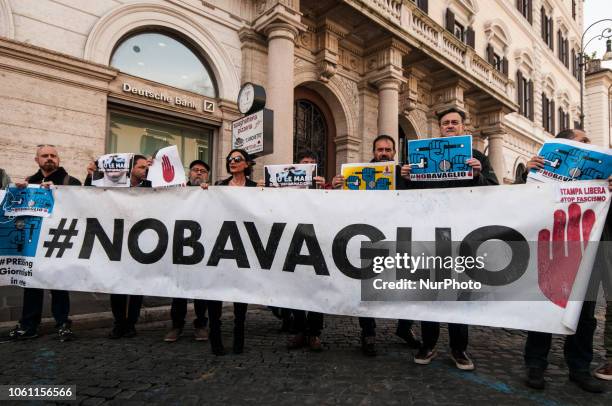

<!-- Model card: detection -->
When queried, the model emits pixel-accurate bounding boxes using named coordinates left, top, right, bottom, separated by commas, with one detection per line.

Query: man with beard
left=332, top=135, right=420, bottom=356
left=163, top=160, right=211, bottom=342
left=4, top=145, right=81, bottom=342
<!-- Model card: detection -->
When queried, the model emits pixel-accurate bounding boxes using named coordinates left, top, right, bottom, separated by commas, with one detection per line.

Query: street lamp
left=579, top=19, right=612, bottom=129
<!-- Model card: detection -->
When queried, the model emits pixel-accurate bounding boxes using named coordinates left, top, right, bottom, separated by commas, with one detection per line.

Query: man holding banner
left=164, top=160, right=211, bottom=343
left=520, top=129, right=610, bottom=393
left=108, top=154, right=150, bottom=339
left=400, top=108, right=499, bottom=371
left=332, top=135, right=420, bottom=356
left=4, top=145, right=81, bottom=342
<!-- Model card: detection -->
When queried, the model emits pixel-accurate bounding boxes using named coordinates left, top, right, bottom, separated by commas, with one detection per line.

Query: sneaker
left=287, top=333, right=307, bottom=350
left=361, top=335, right=377, bottom=356
left=308, top=336, right=323, bottom=352
left=2, top=324, right=38, bottom=342
left=594, top=363, right=612, bottom=381
left=395, top=328, right=421, bottom=349
left=123, top=325, right=137, bottom=338
left=108, top=325, right=124, bottom=339
left=414, top=347, right=437, bottom=365
left=525, top=367, right=546, bottom=390
left=164, top=328, right=182, bottom=343
left=194, top=327, right=209, bottom=341
left=57, top=323, right=74, bottom=342
left=569, top=371, right=604, bottom=393
left=450, top=350, right=475, bottom=371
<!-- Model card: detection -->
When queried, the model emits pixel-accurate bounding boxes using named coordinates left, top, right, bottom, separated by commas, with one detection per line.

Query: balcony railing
left=348, top=0, right=514, bottom=104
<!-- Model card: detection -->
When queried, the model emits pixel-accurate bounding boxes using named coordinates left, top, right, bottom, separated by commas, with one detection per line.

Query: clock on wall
left=237, top=82, right=266, bottom=115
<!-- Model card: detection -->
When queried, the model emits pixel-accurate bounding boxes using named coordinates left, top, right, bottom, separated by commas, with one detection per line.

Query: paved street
left=0, top=304, right=610, bottom=405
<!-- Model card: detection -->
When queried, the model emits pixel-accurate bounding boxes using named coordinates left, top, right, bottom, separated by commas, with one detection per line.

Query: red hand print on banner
left=537, top=203, right=595, bottom=308
left=161, top=155, right=175, bottom=183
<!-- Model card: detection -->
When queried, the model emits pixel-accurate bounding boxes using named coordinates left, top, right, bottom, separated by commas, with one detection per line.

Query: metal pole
left=579, top=19, right=612, bottom=129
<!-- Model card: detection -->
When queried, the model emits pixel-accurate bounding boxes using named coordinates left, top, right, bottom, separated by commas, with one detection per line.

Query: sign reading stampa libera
left=0, top=183, right=610, bottom=334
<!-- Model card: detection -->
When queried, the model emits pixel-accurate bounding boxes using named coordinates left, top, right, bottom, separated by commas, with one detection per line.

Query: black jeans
left=359, top=317, right=376, bottom=337
left=20, top=288, right=70, bottom=331
left=421, top=321, right=468, bottom=352
left=292, top=310, right=323, bottom=337
left=396, top=319, right=414, bottom=335
left=207, top=301, right=248, bottom=331
left=110, top=294, right=143, bottom=328
left=170, top=298, right=208, bottom=329
left=524, top=301, right=596, bottom=372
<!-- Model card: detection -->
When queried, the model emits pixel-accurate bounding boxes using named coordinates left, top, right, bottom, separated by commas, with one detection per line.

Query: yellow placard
left=341, top=162, right=395, bottom=190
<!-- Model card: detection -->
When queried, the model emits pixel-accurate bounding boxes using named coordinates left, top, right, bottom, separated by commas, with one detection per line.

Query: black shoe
left=209, top=328, right=225, bottom=356
left=395, top=328, right=421, bottom=349
left=525, top=368, right=545, bottom=390
left=569, top=371, right=604, bottom=393
left=361, top=335, right=377, bottom=356
left=123, top=325, right=137, bottom=338
left=108, top=325, right=124, bottom=339
left=2, top=324, right=38, bottom=342
left=233, top=324, right=244, bottom=354
left=57, top=322, right=74, bottom=342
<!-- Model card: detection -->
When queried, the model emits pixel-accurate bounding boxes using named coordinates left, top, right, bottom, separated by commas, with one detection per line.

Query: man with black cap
left=163, top=159, right=211, bottom=342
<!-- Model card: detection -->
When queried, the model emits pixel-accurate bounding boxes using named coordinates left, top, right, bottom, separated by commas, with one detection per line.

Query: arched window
left=515, top=163, right=526, bottom=183
left=111, top=31, right=216, bottom=97
left=294, top=100, right=328, bottom=177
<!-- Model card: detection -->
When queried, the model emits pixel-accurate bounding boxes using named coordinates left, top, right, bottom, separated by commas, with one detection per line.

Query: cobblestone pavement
left=0, top=305, right=610, bottom=405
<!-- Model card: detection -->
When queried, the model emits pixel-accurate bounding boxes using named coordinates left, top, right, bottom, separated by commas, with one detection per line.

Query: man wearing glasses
left=3, top=145, right=81, bottom=342
left=163, top=160, right=211, bottom=342
left=400, top=108, right=498, bottom=371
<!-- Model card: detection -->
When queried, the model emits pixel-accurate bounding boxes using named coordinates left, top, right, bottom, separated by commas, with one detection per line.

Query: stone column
left=376, top=78, right=402, bottom=142
left=264, top=23, right=298, bottom=164
left=487, top=132, right=506, bottom=182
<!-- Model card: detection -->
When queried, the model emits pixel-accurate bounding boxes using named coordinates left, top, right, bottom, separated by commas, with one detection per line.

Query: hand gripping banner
left=0, top=182, right=610, bottom=334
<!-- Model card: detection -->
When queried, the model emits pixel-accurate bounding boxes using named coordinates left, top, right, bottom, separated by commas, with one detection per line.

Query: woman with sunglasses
left=208, top=149, right=257, bottom=355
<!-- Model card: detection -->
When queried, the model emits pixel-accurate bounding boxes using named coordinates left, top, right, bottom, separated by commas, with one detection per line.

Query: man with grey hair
left=3, top=144, right=81, bottom=342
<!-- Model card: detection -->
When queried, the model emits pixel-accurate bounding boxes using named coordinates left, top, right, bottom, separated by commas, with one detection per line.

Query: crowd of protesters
left=0, top=108, right=611, bottom=393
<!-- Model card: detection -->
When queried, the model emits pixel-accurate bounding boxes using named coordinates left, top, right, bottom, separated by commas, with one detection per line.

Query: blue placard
left=528, top=138, right=612, bottom=183
left=2, top=186, right=54, bottom=217
left=407, top=135, right=473, bottom=181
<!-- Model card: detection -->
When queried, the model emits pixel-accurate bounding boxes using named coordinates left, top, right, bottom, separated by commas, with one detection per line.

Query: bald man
left=3, top=145, right=80, bottom=342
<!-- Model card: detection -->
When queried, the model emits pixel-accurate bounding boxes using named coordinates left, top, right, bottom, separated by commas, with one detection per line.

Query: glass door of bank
left=108, top=110, right=213, bottom=175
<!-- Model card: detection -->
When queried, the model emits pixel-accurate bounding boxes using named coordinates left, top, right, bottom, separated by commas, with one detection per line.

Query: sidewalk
left=0, top=305, right=610, bottom=405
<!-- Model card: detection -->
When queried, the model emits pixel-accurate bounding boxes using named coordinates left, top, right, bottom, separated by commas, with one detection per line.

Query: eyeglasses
left=191, top=168, right=209, bottom=174
left=227, top=156, right=245, bottom=163
left=441, top=120, right=461, bottom=126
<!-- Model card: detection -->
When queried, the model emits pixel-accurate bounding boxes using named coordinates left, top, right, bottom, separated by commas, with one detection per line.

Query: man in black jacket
left=400, top=108, right=499, bottom=371
left=4, top=145, right=81, bottom=342
left=332, top=135, right=421, bottom=356
left=520, top=129, right=608, bottom=393
left=164, top=160, right=211, bottom=343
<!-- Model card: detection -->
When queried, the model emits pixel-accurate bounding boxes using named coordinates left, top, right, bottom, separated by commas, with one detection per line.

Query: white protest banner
left=528, top=138, right=612, bottom=183
left=0, top=183, right=609, bottom=334
left=147, top=146, right=186, bottom=187
left=92, top=153, right=133, bottom=188
left=264, top=164, right=317, bottom=188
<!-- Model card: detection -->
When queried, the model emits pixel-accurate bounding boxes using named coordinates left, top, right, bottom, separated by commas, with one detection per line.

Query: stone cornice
left=0, top=37, right=117, bottom=91
left=253, top=3, right=306, bottom=38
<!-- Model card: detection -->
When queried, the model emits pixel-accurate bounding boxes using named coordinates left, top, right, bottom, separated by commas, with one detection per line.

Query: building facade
left=0, top=0, right=583, bottom=184
left=0, top=0, right=584, bottom=320
left=585, top=56, right=612, bottom=149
